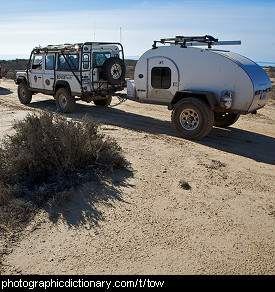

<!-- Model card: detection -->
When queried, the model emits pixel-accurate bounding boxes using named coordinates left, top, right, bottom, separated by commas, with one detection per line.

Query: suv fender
left=16, top=76, right=28, bottom=85
left=54, top=80, right=72, bottom=95
left=169, top=90, right=218, bottom=110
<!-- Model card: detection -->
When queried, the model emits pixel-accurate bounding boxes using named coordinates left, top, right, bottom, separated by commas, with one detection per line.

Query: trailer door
left=147, top=57, right=179, bottom=102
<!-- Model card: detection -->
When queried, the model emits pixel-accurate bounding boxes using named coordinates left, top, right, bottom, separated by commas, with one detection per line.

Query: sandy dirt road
left=0, top=78, right=274, bottom=275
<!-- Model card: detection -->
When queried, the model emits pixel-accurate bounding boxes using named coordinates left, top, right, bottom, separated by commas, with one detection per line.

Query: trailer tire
left=213, top=112, right=240, bottom=127
left=101, top=57, right=125, bottom=85
left=171, top=97, right=214, bottom=139
left=93, top=96, right=112, bottom=107
left=55, top=88, right=75, bottom=113
left=18, top=82, right=32, bottom=104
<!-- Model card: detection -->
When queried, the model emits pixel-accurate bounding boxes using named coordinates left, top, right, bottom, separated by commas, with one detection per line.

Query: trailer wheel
left=55, top=88, right=75, bottom=113
left=18, top=82, right=32, bottom=104
left=93, top=96, right=112, bottom=107
left=213, top=112, right=240, bottom=128
left=101, top=57, right=125, bottom=85
left=171, top=97, right=214, bottom=139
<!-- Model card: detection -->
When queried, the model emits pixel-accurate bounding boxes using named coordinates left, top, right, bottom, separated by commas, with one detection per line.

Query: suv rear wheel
left=18, top=82, right=32, bottom=104
left=55, top=88, right=75, bottom=113
left=171, top=97, right=214, bottom=139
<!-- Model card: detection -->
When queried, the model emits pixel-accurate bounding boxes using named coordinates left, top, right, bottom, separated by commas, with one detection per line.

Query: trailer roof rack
left=152, top=35, right=241, bottom=49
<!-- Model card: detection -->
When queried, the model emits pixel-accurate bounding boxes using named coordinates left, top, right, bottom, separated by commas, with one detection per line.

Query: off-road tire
left=171, top=97, right=214, bottom=139
left=213, top=112, right=240, bottom=128
left=17, top=82, right=32, bottom=104
left=101, top=57, right=125, bottom=85
left=93, top=96, right=112, bottom=107
left=55, top=88, right=75, bottom=113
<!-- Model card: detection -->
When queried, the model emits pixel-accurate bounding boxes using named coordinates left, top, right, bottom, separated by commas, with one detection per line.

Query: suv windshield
left=93, top=52, right=111, bottom=67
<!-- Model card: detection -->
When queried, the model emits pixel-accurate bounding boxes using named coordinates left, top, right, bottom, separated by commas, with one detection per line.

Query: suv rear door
left=43, top=54, right=55, bottom=91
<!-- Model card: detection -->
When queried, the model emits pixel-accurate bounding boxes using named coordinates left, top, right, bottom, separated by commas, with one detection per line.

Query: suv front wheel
left=55, top=88, right=75, bottom=113
left=18, top=82, right=32, bottom=104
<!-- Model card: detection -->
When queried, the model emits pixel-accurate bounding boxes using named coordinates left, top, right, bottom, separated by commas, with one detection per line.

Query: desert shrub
left=179, top=179, right=191, bottom=190
left=0, top=198, right=35, bottom=232
left=0, top=111, right=126, bottom=205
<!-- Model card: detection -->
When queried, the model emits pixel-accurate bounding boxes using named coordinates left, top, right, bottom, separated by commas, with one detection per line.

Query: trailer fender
left=169, top=90, right=218, bottom=110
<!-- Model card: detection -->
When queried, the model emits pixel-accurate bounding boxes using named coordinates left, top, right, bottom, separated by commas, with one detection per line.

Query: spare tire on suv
left=101, top=57, right=125, bottom=85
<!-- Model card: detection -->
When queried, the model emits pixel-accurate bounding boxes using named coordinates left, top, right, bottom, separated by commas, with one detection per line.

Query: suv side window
left=32, top=55, right=43, bottom=70
left=92, top=52, right=111, bottom=67
left=57, top=54, right=79, bottom=71
left=45, top=55, right=55, bottom=70
left=83, top=54, right=90, bottom=69
left=151, top=67, right=171, bottom=89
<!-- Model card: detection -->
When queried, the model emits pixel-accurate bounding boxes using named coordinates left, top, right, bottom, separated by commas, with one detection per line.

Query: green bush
left=0, top=111, right=127, bottom=205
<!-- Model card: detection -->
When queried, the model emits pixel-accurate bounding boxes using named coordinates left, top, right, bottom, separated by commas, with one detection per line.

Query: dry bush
left=0, top=111, right=127, bottom=207
left=0, top=198, right=35, bottom=233
left=0, top=111, right=127, bottom=259
left=179, top=179, right=191, bottom=190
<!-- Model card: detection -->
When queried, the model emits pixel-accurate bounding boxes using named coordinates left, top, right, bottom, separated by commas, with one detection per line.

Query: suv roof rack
left=33, top=42, right=124, bottom=53
left=152, top=35, right=241, bottom=49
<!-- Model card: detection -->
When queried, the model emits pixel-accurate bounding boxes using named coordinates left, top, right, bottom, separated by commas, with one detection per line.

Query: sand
left=0, top=78, right=274, bottom=275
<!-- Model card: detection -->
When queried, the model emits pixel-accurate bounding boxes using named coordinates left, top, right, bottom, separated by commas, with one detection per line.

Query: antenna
left=120, top=27, right=122, bottom=43
left=93, top=22, right=96, bottom=41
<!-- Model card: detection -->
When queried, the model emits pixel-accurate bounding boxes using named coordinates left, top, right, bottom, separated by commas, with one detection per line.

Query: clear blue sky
left=0, top=0, right=274, bottom=63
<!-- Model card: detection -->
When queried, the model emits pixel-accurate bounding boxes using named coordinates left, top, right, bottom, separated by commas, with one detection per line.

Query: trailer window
left=57, top=54, right=79, bottom=71
left=93, top=52, right=111, bottom=67
left=151, top=67, right=171, bottom=89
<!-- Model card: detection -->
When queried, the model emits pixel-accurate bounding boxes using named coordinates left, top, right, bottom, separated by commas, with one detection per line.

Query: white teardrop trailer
left=124, top=35, right=272, bottom=139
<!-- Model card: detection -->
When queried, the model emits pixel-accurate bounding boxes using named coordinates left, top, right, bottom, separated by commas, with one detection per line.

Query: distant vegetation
left=0, top=59, right=28, bottom=79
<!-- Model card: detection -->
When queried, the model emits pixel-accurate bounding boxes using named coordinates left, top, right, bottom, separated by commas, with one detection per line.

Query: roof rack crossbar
left=153, top=35, right=241, bottom=49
